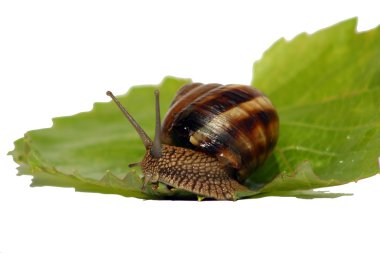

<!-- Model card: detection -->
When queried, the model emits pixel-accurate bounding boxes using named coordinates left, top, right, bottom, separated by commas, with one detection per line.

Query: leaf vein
left=282, top=121, right=378, bottom=132
left=278, top=87, right=379, bottom=113
left=281, top=146, right=338, bottom=157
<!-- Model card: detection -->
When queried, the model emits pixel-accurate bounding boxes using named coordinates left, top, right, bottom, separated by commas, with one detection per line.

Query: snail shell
left=162, top=83, right=279, bottom=181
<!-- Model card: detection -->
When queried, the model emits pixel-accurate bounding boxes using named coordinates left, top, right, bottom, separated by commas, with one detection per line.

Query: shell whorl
left=161, top=83, right=279, bottom=181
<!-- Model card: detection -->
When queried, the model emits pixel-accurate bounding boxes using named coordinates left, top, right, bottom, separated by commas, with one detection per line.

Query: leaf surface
left=9, top=18, right=380, bottom=199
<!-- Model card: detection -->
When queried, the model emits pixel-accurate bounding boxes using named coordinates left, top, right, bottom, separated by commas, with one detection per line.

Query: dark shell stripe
left=162, top=83, right=221, bottom=144
left=193, top=97, right=278, bottom=177
left=185, top=84, right=264, bottom=123
left=169, top=83, right=204, bottom=106
left=237, top=98, right=279, bottom=168
left=163, top=84, right=264, bottom=146
left=194, top=85, right=262, bottom=114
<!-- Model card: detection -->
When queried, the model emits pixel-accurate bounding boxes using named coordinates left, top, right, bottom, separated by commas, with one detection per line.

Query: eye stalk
left=106, top=91, right=152, bottom=148
left=151, top=90, right=162, bottom=158
left=106, top=89, right=163, bottom=159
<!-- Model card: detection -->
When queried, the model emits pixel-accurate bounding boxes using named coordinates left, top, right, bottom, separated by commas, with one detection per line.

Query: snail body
left=141, top=144, right=246, bottom=200
left=107, top=83, right=279, bottom=200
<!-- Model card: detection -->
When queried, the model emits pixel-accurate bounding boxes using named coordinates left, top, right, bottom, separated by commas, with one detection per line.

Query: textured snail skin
left=162, top=83, right=279, bottom=181
left=141, top=144, right=248, bottom=200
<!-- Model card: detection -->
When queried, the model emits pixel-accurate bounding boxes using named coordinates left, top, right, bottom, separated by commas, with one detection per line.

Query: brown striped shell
left=161, top=83, right=279, bottom=181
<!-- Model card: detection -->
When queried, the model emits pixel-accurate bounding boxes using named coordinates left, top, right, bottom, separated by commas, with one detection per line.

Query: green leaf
left=248, top=18, right=380, bottom=195
left=9, top=18, right=380, bottom=200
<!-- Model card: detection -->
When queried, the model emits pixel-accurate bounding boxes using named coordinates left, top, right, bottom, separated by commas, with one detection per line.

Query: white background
left=1, top=1, right=379, bottom=253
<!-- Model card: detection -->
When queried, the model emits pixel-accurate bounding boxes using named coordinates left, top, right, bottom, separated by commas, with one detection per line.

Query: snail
left=106, top=83, right=279, bottom=200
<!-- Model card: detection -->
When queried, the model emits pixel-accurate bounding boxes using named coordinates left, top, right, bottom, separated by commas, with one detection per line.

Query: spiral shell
left=161, top=83, right=279, bottom=180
